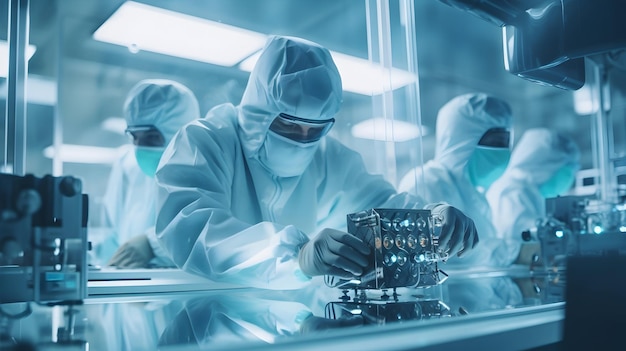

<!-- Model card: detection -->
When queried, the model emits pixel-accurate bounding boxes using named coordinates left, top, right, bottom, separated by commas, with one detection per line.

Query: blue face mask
left=258, top=131, right=319, bottom=177
left=539, top=165, right=576, bottom=198
left=135, top=146, right=165, bottom=177
left=467, top=147, right=511, bottom=190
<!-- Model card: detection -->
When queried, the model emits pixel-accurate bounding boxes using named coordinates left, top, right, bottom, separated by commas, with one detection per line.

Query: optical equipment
left=0, top=173, right=88, bottom=304
left=438, top=0, right=626, bottom=90
left=522, top=195, right=626, bottom=270
left=325, top=208, right=448, bottom=290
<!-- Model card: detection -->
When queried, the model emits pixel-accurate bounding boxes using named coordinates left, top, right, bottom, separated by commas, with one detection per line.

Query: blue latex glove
left=298, top=228, right=371, bottom=278
left=107, top=234, right=155, bottom=268
left=430, top=203, right=479, bottom=257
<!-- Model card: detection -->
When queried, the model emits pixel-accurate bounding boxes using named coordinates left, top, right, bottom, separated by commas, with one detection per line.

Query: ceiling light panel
left=351, top=117, right=426, bottom=142
left=93, top=1, right=267, bottom=66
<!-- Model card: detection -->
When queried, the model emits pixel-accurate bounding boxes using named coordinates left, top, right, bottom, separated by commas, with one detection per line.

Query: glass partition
left=3, top=268, right=565, bottom=350
left=14, top=0, right=602, bottom=268
left=32, top=0, right=429, bottom=264
left=1, top=0, right=55, bottom=176
left=51, top=0, right=425, bottom=190
left=5, top=0, right=615, bottom=349
left=359, top=0, right=425, bottom=193
left=14, top=0, right=603, bottom=263
left=571, top=55, right=626, bottom=201
left=1, top=2, right=6, bottom=171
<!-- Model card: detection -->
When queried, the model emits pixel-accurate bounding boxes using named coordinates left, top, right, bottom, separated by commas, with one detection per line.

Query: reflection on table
left=1, top=267, right=565, bottom=351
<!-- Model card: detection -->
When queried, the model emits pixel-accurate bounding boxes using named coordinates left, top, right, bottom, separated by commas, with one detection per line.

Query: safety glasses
left=478, top=127, right=511, bottom=148
left=268, top=113, right=335, bottom=143
left=125, top=125, right=166, bottom=147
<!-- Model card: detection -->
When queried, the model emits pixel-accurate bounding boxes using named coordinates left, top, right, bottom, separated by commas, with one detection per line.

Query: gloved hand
left=298, top=228, right=371, bottom=278
left=430, top=203, right=479, bottom=257
left=107, top=234, right=155, bottom=268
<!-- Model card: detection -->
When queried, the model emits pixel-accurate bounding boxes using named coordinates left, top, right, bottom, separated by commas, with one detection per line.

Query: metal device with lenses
left=325, top=208, right=448, bottom=290
left=325, top=299, right=451, bottom=325
left=268, top=113, right=335, bottom=143
left=523, top=195, right=626, bottom=270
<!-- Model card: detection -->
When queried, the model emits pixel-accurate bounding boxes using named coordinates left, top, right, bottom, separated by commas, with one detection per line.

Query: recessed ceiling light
left=43, top=144, right=123, bottom=164
left=330, top=51, right=417, bottom=95
left=100, top=117, right=127, bottom=135
left=350, top=117, right=427, bottom=142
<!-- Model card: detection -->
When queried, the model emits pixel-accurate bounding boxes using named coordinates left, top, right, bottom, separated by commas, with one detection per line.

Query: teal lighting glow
left=350, top=117, right=427, bottom=142
left=43, top=144, right=121, bottom=164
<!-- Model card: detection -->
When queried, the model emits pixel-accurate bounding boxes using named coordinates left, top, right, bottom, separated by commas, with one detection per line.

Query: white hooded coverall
left=155, top=36, right=422, bottom=289
left=486, top=128, right=580, bottom=251
left=102, top=79, right=200, bottom=266
left=398, top=93, right=513, bottom=266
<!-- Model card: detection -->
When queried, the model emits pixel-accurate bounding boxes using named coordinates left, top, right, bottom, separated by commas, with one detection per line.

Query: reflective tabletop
left=2, top=265, right=565, bottom=351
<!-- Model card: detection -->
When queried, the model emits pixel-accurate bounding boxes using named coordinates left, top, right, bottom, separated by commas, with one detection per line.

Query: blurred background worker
left=398, top=93, right=513, bottom=265
left=486, top=128, right=581, bottom=264
left=155, top=35, right=478, bottom=290
left=99, top=79, right=200, bottom=268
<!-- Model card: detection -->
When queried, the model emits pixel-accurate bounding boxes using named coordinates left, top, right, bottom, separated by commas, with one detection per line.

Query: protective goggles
left=268, top=113, right=335, bottom=143
left=125, top=125, right=166, bottom=147
left=477, top=127, right=511, bottom=148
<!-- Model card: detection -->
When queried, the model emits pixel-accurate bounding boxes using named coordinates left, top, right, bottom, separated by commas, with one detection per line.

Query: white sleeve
left=155, top=119, right=310, bottom=289
left=145, top=226, right=176, bottom=267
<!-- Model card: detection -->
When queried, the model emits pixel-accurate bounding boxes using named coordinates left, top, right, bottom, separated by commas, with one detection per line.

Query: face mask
left=539, top=165, right=576, bottom=198
left=258, top=131, right=319, bottom=177
left=467, top=146, right=511, bottom=190
left=135, top=146, right=165, bottom=177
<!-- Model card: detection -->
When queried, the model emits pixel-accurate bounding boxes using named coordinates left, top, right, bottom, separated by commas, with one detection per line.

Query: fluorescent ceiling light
left=238, top=50, right=417, bottom=95
left=93, top=1, right=267, bottom=66
left=0, top=40, right=37, bottom=77
left=0, top=74, right=56, bottom=105
left=351, top=117, right=427, bottom=142
left=238, top=51, right=260, bottom=72
left=43, top=144, right=123, bottom=164
left=100, top=117, right=127, bottom=135
left=331, top=52, right=417, bottom=95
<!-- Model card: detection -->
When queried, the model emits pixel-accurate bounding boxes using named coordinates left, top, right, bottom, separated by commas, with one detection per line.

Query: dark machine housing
left=0, top=173, right=88, bottom=304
